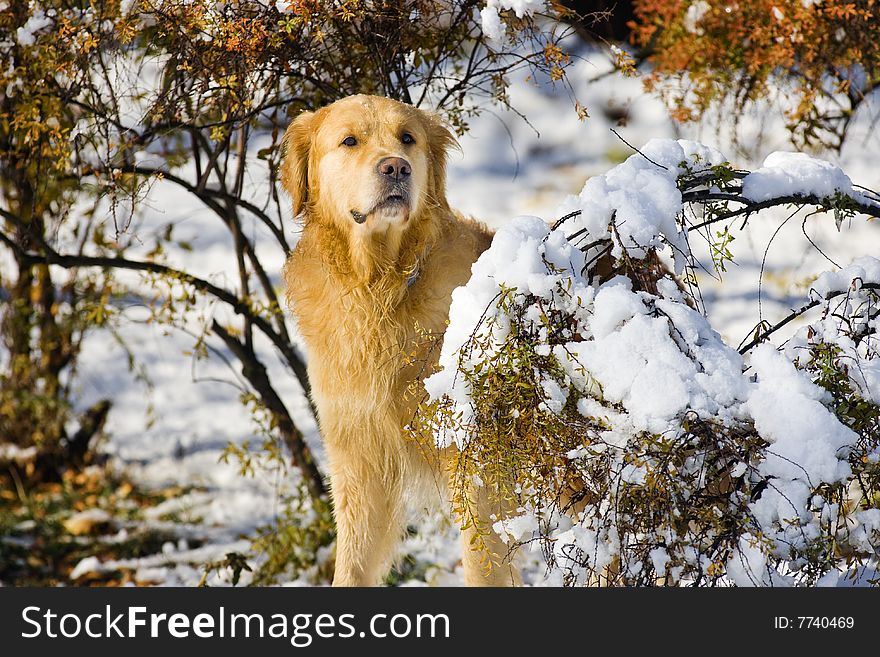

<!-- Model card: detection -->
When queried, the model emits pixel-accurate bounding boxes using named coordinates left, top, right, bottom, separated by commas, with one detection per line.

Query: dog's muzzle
left=350, top=171, right=411, bottom=223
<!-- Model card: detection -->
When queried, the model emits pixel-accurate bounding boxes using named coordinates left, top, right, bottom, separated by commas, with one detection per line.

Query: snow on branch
left=415, top=139, right=880, bottom=587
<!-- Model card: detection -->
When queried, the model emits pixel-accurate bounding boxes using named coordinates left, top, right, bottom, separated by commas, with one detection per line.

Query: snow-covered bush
left=417, top=139, right=880, bottom=586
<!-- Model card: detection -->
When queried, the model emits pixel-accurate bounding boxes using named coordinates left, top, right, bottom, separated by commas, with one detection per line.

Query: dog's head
left=281, top=95, right=456, bottom=233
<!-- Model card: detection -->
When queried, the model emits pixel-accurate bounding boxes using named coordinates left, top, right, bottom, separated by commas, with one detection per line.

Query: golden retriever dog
left=281, top=95, right=518, bottom=586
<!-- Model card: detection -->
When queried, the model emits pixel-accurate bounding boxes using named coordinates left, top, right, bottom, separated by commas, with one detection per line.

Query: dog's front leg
left=328, top=455, right=405, bottom=587
left=458, top=482, right=522, bottom=587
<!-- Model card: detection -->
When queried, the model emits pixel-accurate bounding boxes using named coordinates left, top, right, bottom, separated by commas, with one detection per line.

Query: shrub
left=630, top=0, right=880, bottom=150
left=418, top=139, right=880, bottom=585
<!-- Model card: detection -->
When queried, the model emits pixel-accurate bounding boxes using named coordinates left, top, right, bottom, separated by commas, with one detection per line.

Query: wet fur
left=281, top=95, right=517, bottom=586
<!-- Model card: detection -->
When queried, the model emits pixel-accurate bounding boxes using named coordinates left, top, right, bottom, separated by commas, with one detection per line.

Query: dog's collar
left=405, top=261, right=420, bottom=289
left=406, top=256, right=424, bottom=290
left=404, top=245, right=432, bottom=290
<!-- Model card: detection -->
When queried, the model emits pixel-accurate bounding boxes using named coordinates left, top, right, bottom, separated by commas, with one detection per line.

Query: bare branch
left=0, top=221, right=313, bottom=414
left=212, top=320, right=326, bottom=500
left=738, top=283, right=880, bottom=354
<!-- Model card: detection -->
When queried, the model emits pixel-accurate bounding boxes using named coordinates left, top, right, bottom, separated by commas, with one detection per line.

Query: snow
left=785, top=256, right=880, bottom=405
left=493, top=513, right=539, bottom=545
left=0, top=443, right=38, bottom=463
left=425, top=214, right=590, bottom=446
left=745, top=345, right=857, bottom=536
left=684, top=1, right=710, bottom=34
left=810, top=255, right=880, bottom=299
left=539, top=377, right=568, bottom=415
left=16, top=9, right=53, bottom=46
left=849, top=510, right=880, bottom=555
left=853, top=359, right=880, bottom=406
left=479, top=0, right=545, bottom=42
left=68, top=539, right=253, bottom=585
left=479, top=6, right=506, bottom=42
left=67, top=508, right=114, bottom=524
left=726, top=538, right=791, bottom=587
left=572, top=279, right=749, bottom=434
left=556, top=138, right=727, bottom=274
left=741, top=151, right=861, bottom=203
left=649, top=547, right=671, bottom=575
left=70, top=556, right=103, bottom=581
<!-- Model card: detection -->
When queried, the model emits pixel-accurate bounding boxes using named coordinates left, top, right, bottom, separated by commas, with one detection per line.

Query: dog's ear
left=280, top=110, right=315, bottom=217
left=422, top=111, right=458, bottom=205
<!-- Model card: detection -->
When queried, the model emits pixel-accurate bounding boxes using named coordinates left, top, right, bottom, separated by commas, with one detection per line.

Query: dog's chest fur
left=286, top=214, right=491, bottom=424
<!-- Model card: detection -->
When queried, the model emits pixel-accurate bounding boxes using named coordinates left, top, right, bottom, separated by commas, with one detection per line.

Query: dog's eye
left=342, top=136, right=357, bottom=147
left=401, top=132, right=415, bottom=145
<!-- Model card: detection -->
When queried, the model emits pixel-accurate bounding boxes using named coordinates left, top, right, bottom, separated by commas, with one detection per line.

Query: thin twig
left=738, top=283, right=880, bottom=354
left=610, top=128, right=668, bottom=170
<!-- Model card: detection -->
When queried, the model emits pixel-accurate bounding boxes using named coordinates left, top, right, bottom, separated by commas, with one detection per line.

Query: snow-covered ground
left=65, top=53, right=880, bottom=586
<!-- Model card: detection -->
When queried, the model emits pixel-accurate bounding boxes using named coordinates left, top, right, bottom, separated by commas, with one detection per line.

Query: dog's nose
left=377, top=157, right=411, bottom=181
